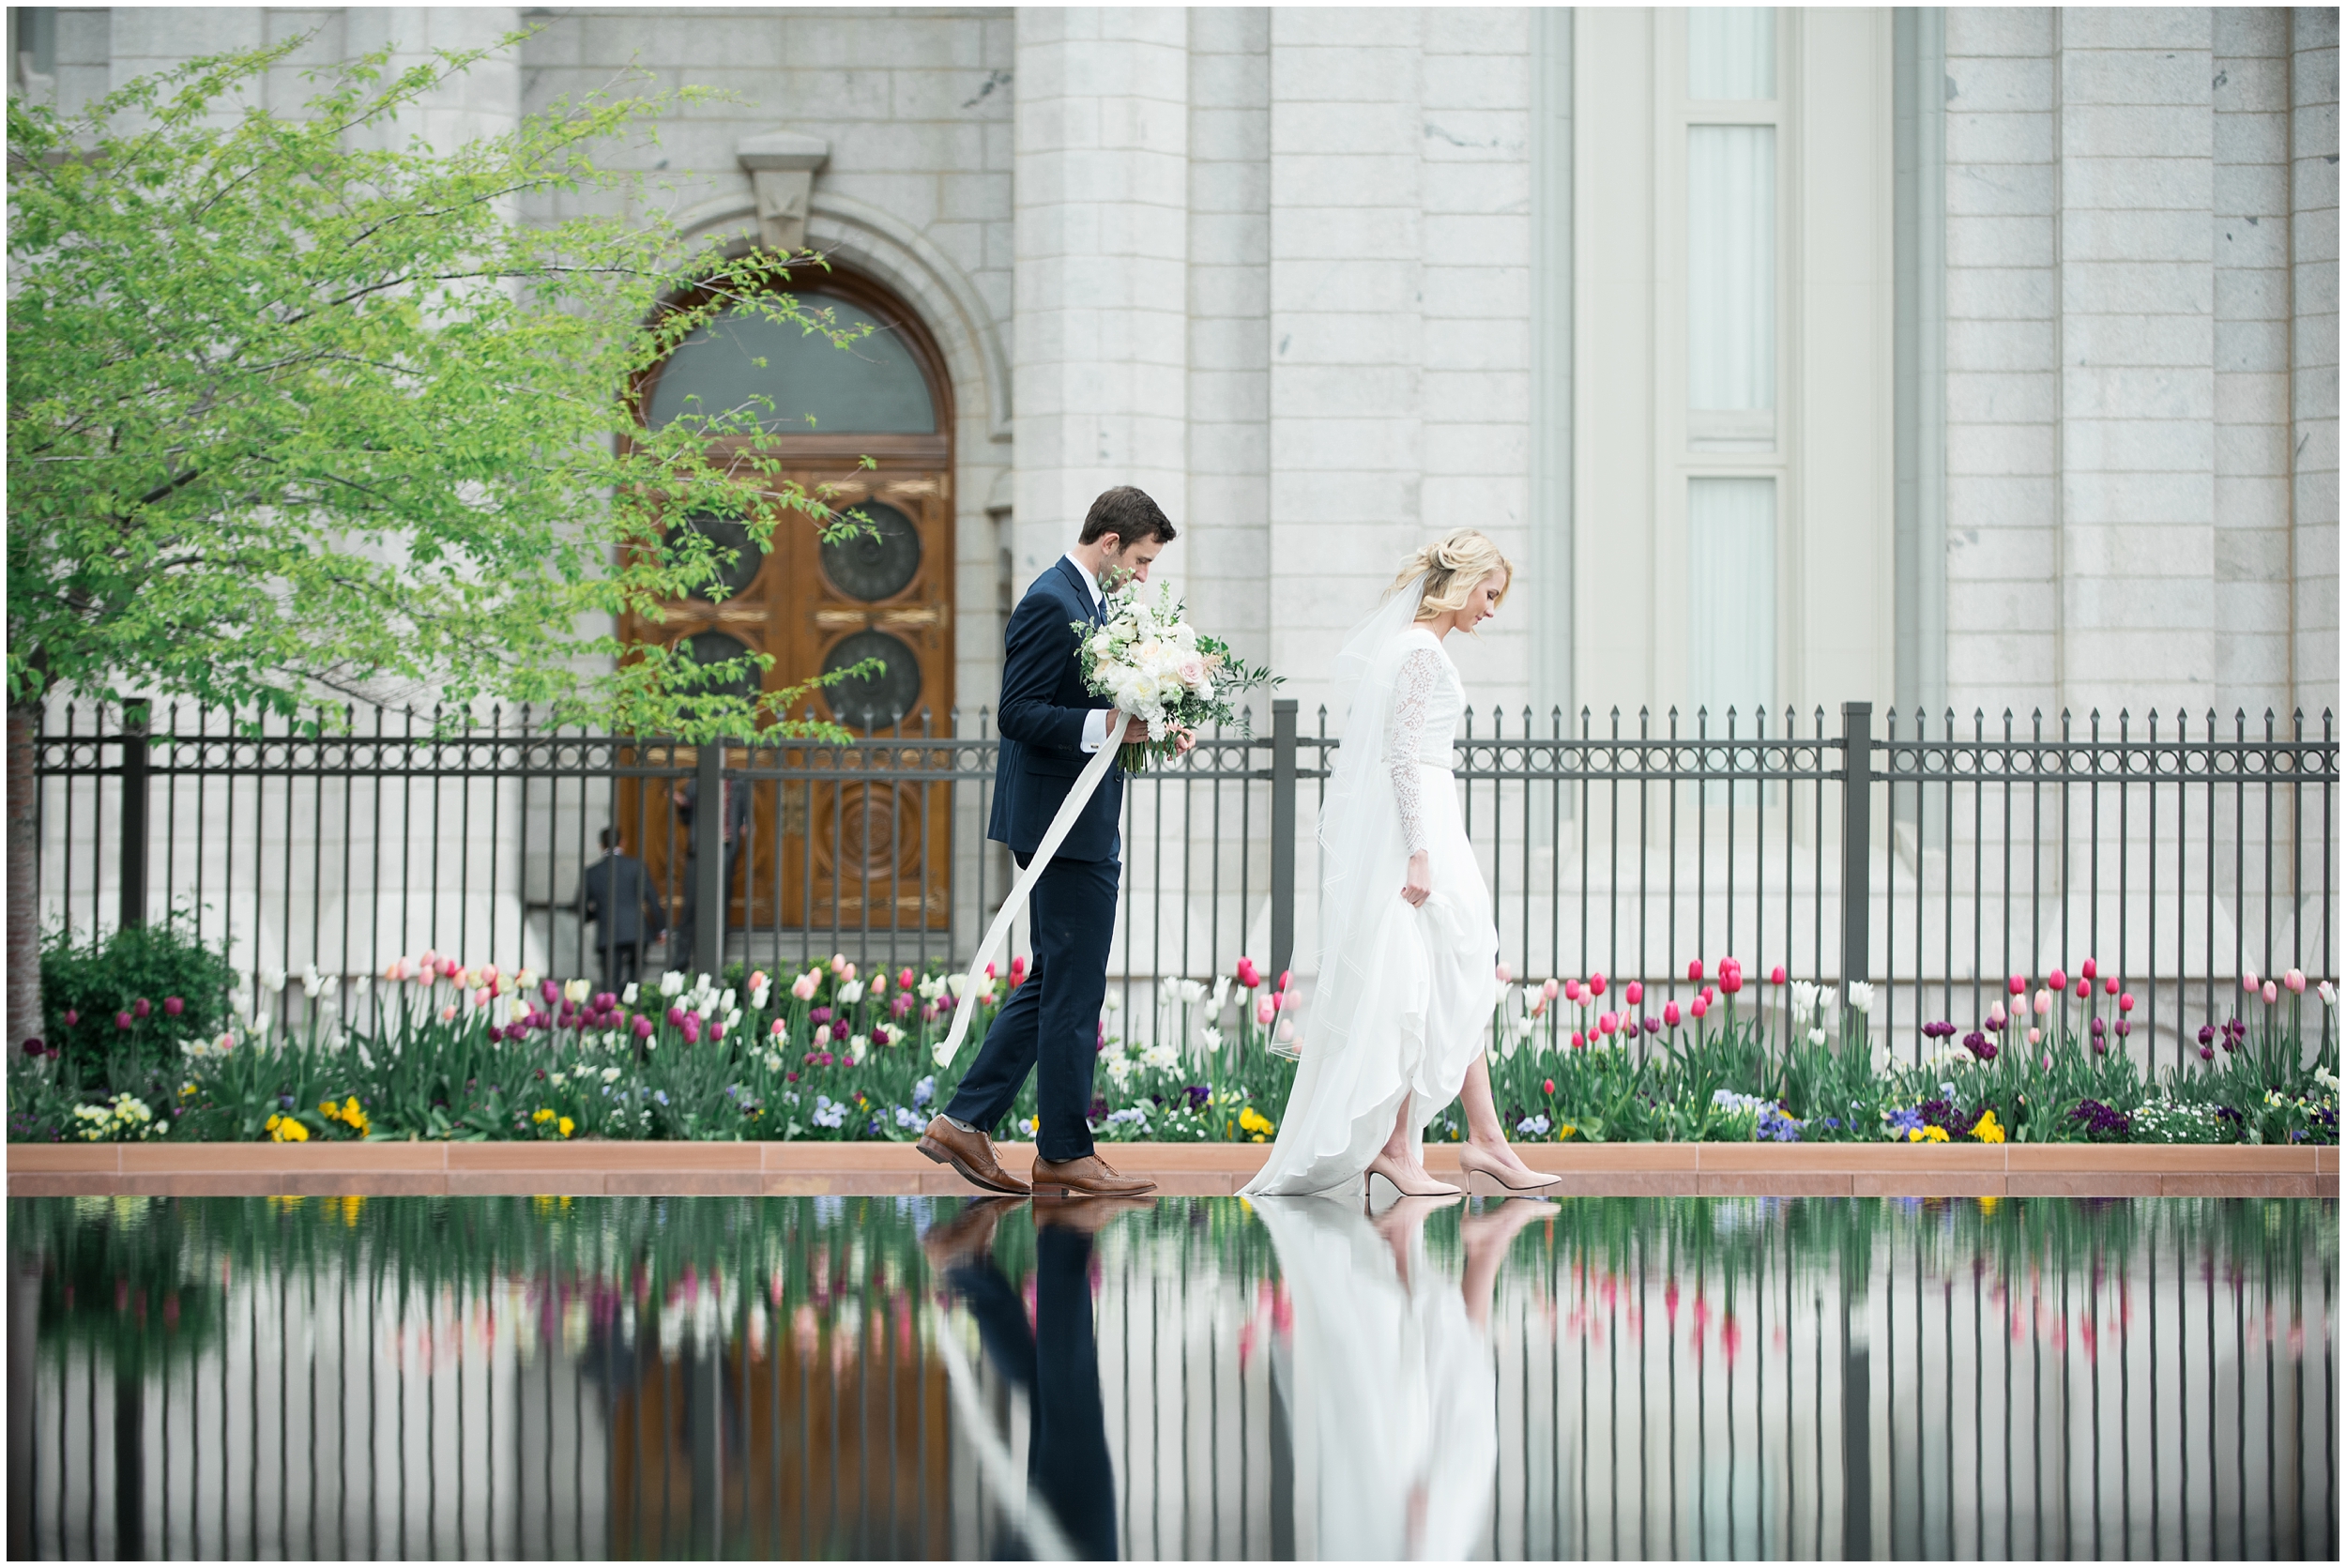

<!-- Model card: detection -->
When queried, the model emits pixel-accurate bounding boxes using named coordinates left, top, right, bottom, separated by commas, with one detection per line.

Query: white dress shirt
left=1061, top=552, right=1115, bottom=753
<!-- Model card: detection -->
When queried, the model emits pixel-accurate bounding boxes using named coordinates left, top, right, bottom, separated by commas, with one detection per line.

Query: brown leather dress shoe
left=917, top=1116, right=1031, bottom=1196
left=1028, top=1152, right=1158, bottom=1198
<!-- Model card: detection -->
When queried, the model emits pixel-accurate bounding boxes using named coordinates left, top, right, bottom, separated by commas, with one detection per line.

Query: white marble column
left=1011, top=7, right=1190, bottom=587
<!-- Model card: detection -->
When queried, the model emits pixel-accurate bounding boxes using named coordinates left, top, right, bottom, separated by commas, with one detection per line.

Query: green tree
left=7, top=37, right=878, bottom=1047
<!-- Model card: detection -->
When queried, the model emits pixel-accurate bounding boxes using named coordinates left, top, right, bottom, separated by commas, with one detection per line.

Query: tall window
left=1679, top=8, right=1783, bottom=723
left=1686, top=477, right=1777, bottom=721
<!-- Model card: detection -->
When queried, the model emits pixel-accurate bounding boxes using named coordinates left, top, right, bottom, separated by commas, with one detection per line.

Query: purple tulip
left=62, top=1009, right=78, bottom=1028
left=633, top=1015, right=654, bottom=1040
left=162, top=997, right=184, bottom=1017
left=114, top=1012, right=133, bottom=1031
left=132, top=998, right=151, bottom=1020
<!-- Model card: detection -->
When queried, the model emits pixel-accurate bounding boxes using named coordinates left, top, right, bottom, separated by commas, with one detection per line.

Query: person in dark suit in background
left=579, top=827, right=664, bottom=991
left=671, top=772, right=749, bottom=978
left=919, top=485, right=1184, bottom=1200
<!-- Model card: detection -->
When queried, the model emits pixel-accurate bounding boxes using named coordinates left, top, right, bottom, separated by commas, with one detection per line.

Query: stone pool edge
left=8, top=1142, right=2336, bottom=1198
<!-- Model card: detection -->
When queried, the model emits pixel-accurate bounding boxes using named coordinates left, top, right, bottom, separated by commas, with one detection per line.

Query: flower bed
left=8, top=947, right=2336, bottom=1149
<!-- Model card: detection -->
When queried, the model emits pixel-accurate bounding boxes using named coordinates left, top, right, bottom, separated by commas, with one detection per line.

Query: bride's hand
left=1401, top=851, right=1432, bottom=907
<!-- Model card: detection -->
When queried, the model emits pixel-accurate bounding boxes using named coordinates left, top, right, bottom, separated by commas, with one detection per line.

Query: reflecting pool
left=8, top=1195, right=2335, bottom=1560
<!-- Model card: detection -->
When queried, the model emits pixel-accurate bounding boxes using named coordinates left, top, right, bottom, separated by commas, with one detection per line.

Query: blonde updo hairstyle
left=1392, top=529, right=1514, bottom=624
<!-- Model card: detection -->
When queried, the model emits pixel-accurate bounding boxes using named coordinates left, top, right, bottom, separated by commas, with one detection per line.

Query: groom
left=919, top=486, right=1176, bottom=1198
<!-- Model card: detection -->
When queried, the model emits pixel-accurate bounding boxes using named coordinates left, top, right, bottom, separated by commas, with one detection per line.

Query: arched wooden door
left=617, top=267, right=954, bottom=936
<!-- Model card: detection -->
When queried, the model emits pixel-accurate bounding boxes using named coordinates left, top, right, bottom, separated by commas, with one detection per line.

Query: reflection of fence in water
left=10, top=1198, right=2336, bottom=1561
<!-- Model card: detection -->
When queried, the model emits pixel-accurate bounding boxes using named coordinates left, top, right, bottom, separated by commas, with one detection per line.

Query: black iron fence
left=27, top=699, right=2336, bottom=1068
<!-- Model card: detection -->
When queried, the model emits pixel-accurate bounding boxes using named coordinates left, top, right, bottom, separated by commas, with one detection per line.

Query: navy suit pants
left=943, top=852, right=1117, bottom=1162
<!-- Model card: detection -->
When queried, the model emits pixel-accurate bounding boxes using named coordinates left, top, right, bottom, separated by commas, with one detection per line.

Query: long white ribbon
left=933, top=709, right=1127, bottom=1068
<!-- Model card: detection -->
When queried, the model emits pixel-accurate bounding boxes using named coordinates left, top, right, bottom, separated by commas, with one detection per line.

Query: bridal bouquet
left=1074, top=583, right=1278, bottom=770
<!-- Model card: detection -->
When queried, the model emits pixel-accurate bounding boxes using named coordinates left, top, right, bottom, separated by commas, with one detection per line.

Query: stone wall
left=1942, top=5, right=2337, bottom=726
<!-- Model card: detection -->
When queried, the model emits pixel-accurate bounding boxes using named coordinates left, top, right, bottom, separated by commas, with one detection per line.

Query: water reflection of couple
left=925, top=1190, right=1546, bottom=1562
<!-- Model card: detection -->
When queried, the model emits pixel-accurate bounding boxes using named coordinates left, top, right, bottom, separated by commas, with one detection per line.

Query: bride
left=1242, top=532, right=1562, bottom=1198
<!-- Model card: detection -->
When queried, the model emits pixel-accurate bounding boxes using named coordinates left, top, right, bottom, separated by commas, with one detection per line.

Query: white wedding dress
left=1242, top=616, right=1499, bottom=1197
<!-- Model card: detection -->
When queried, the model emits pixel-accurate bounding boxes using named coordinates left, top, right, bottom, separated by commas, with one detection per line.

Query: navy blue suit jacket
left=989, top=556, right=1122, bottom=862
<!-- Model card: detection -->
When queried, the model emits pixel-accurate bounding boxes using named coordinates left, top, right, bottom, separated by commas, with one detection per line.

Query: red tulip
left=1236, top=957, right=1261, bottom=989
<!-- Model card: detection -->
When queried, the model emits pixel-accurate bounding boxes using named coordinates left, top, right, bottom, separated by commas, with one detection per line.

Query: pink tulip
left=792, top=972, right=818, bottom=1001
left=1562, top=979, right=1581, bottom=1001
left=681, top=1013, right=701, bottom=1043
left=632, top=1015, right=653, bottom=1039
left=2103, top=976, right=2118, bottom=996
left=1768, top=965, right=1786, bottom=985
left=1688, top=960, right=1704, bottom=982
left=1691, top=995, right=1709, bottom=1018
left=1702, top=985, right=1716, bottom=1007
left=1719, top=963, right=1744, bottom=996
left=1664, top=1001, right=1682, bottom=1028
left=1542, top=978, right=1561, bottom=1001
left=2080, top=957, right=2096, bottom=981
left=2285, top=968, right=2307, bottom=994
left=2075, top=979, right=2089, bottom=998
left=1988, top=1001, right=2005, bottom=1025
left=1496, top=963, right=1514, bottom=984
left=2028, top=1027, right=2042, bottom=1045
left=2243, top=968, right=2260, bottom=992
left=2008, top=975, right=2026, bottom=996
left=2262, top=981, right=2279, bottom=1005
left=439, top=956, right=460, bottom=979
left=2033, top=989, right=2052, bottom=1016
left=482, top=964, right=499, bottom=983
left=1598, top=1012, right=1617, bottom=1036
left=1589, top=971, right=1607, bottom=997
left=419, top=948, right=438, bottom=972
left=666, top=1005, right=685, bottom=1028
left=1257, top=998, right=1276, bottom=1027
left=2118, top=992, right=2135, bottom=1012
left=474, top=987, right=491, bottom=1009
left=2049, top=967, right=2067, bottom=992
left=441, top=1004, right=458, bottom=1023
left=1237, top=957, right=1261, bottom=989
left=2041, top=1052, right=2052, bottom=1070
left=815, top=1024, right=831, bottom=1047
left=1543, top=1078, right=1556, bottom=1094
left=1624, top=980, right=1644, bottom=1007
left=1570, top=1031, right=1587, bottom=1049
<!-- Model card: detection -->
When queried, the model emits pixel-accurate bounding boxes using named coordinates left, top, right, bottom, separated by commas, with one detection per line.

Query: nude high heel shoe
left=1363, top=1153, right=1462, bottom=1199
left=1455, top=1143, right=1563, bottom=1193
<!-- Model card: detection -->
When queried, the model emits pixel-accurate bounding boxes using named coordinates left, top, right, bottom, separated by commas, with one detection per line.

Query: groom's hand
left=1120, top=714, right=1151, bottom=745
left=1173, top=726, right=1196, bottom=756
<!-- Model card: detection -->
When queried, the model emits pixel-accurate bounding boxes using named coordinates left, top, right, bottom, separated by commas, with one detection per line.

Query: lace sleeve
left=1386, top=647, right=1443, bottom=856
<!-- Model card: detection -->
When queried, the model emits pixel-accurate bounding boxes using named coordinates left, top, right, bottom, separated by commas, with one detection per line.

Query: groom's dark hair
left=1079, top=486, right=1177, bottom=548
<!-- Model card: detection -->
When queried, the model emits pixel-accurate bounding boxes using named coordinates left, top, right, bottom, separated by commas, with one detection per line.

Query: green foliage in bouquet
left=1072, top=582, right=1279, bottom=770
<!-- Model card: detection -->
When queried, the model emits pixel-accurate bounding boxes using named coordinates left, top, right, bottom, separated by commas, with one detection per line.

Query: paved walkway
left=8, top=1141, right=2334, bottom=1197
